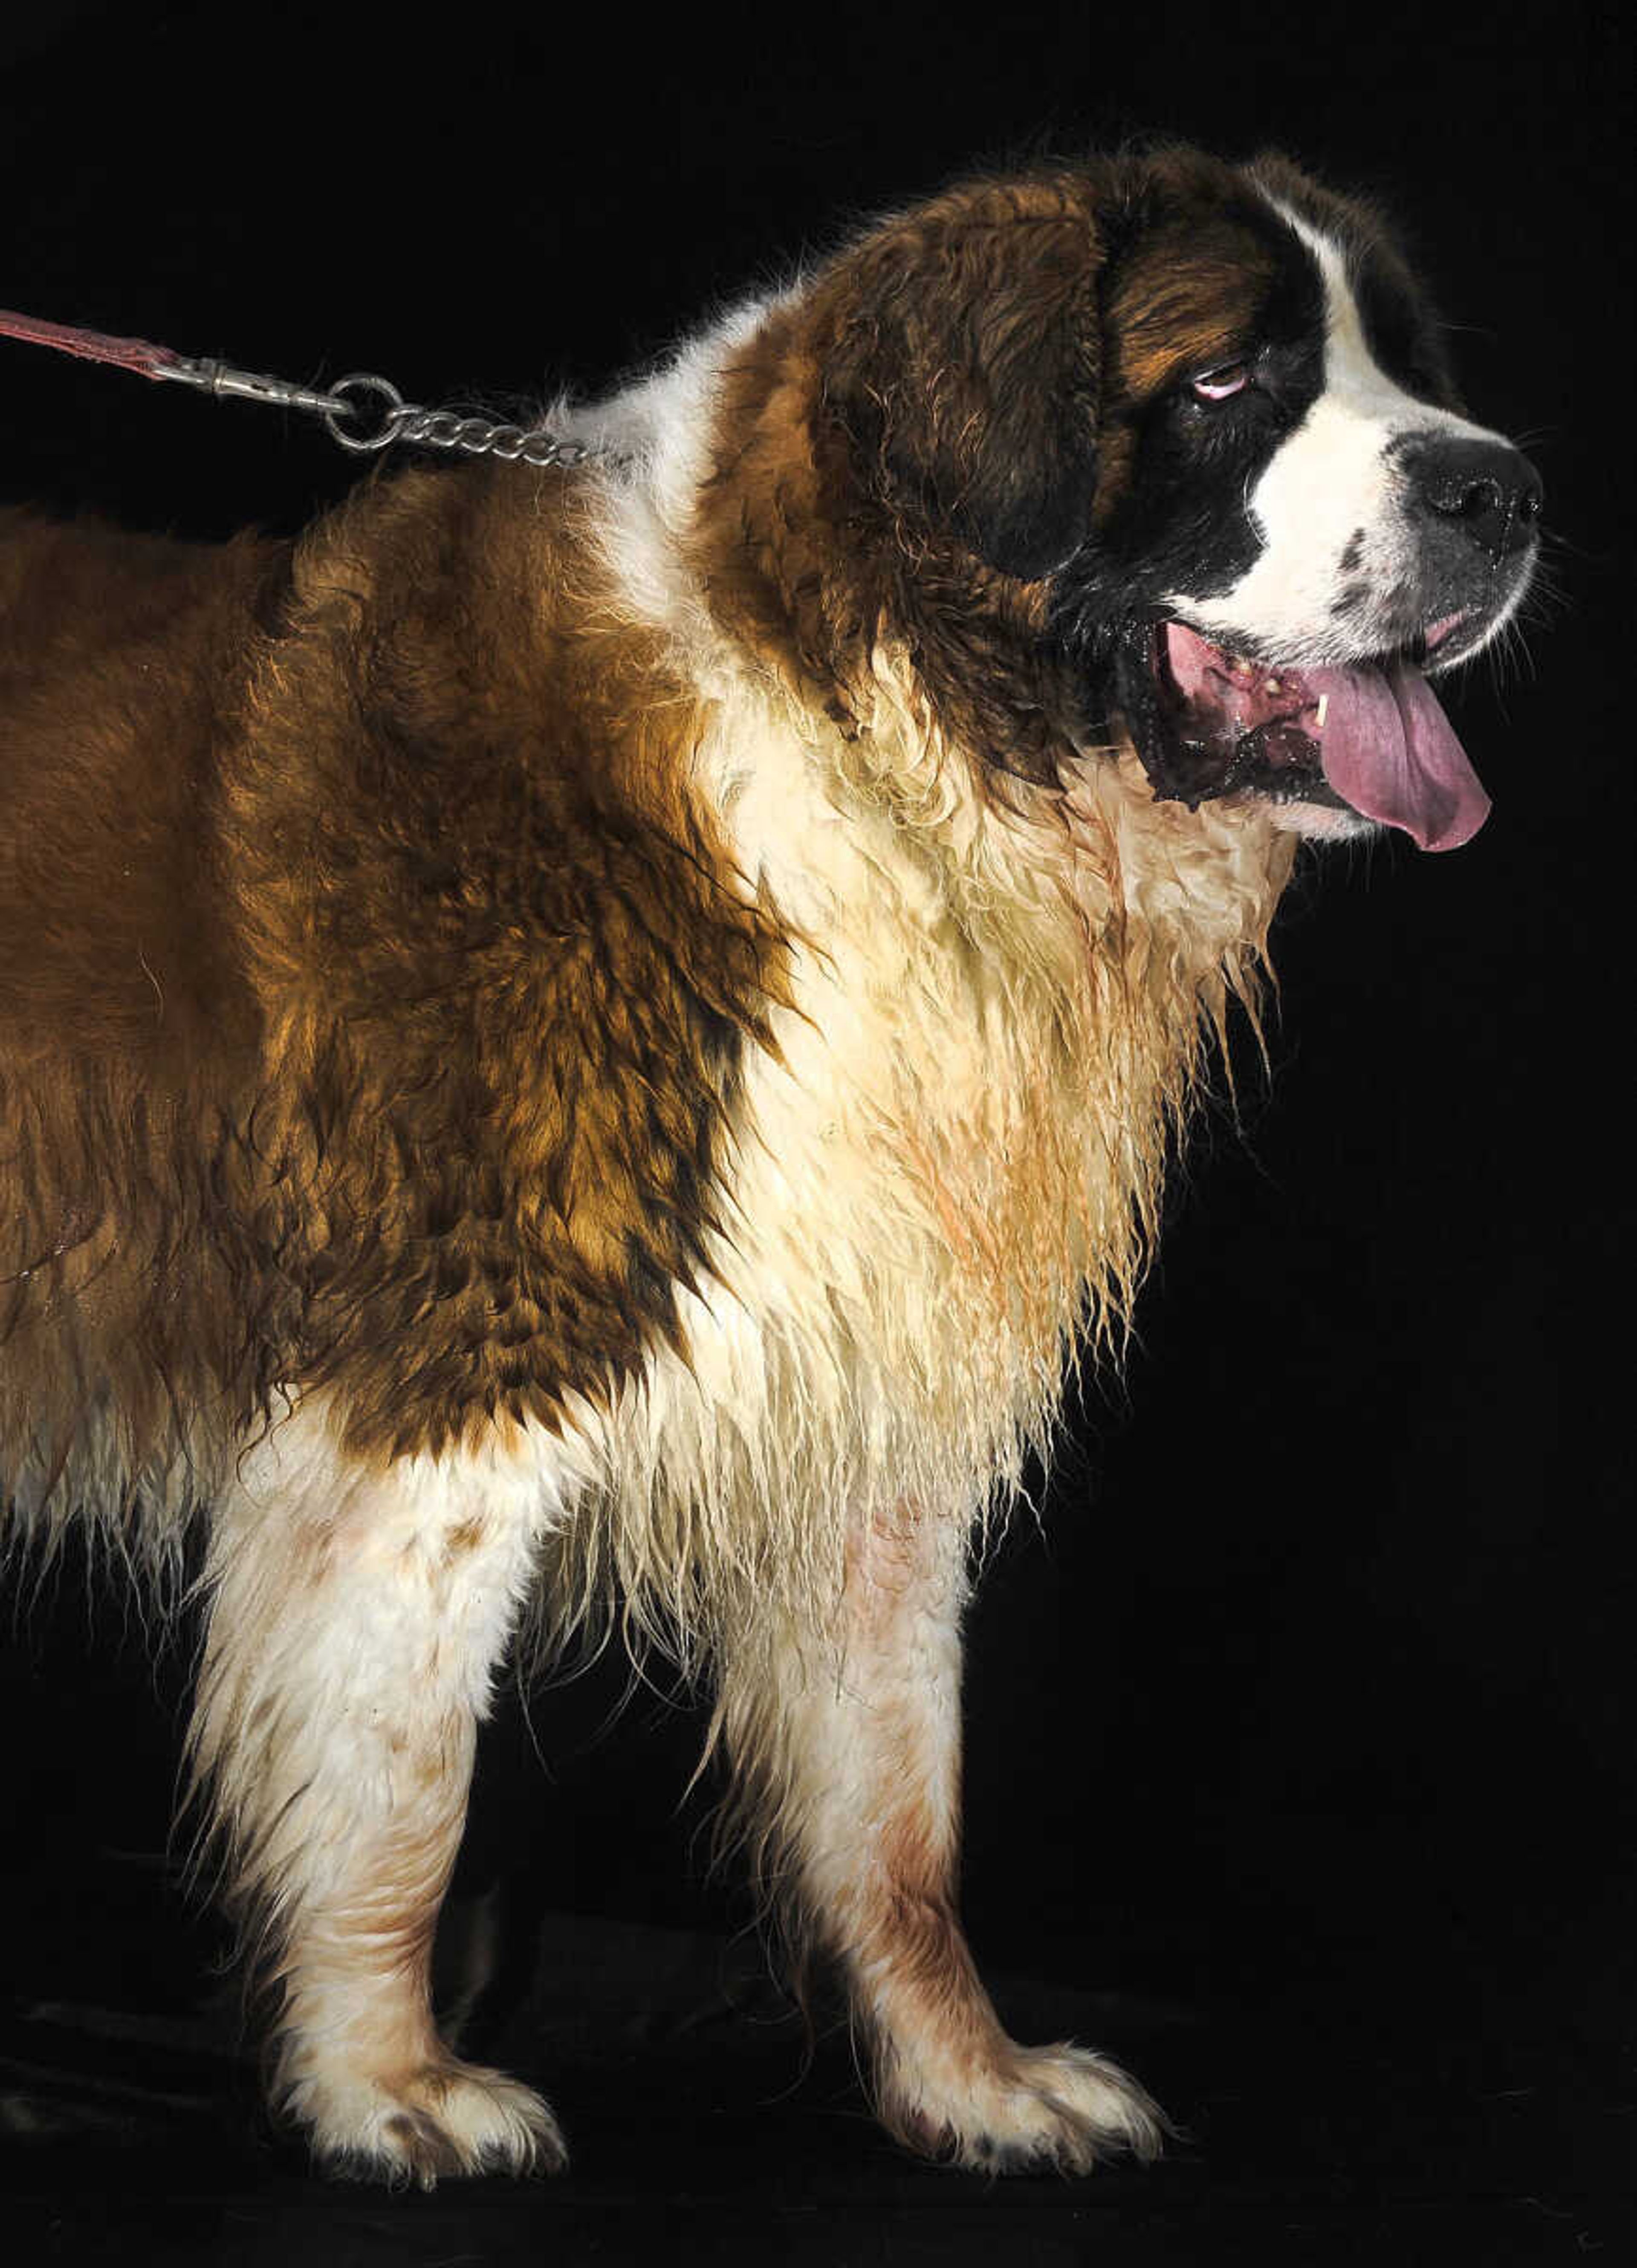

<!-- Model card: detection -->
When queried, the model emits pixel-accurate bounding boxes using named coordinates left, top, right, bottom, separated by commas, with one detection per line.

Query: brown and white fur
left=0, top=146, right=1538, bottom=2182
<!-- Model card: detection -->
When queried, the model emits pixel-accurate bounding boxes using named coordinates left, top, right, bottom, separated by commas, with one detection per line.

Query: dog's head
left=801, top=146, right=1540, bottom=852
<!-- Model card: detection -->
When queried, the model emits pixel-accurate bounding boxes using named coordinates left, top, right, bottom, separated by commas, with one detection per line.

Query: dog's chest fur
left=552, top=335, right=1293, bottom=1639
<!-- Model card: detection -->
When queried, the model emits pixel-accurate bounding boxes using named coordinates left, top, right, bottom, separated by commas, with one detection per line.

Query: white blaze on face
left=1173, top=208, right=1510, bottom=667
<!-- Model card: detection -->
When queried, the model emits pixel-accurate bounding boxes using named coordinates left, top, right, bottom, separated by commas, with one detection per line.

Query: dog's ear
left=821, top=188, right=1103, bottom=583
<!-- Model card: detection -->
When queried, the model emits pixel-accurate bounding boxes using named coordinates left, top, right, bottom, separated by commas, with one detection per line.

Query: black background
left=0, top=2, right=1631, bottom=2260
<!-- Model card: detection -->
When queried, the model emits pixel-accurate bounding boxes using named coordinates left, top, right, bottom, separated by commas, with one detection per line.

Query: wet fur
left=1, top=147, right=1470, bottom=2182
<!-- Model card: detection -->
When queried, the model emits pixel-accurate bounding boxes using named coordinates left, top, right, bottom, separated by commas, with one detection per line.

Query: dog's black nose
left=1404, top=436, right=1544, bottom=563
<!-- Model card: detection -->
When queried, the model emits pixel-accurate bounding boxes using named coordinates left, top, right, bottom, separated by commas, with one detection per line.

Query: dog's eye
left=1189, top=361, right=1252, bottom=402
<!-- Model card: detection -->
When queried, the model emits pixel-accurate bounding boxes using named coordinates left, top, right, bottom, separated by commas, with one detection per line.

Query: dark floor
left=2, top=1839, right=1631, bottom=2268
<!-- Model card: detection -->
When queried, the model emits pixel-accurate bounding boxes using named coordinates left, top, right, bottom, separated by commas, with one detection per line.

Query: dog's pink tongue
left=1313, top=659, right=1490, bottom=851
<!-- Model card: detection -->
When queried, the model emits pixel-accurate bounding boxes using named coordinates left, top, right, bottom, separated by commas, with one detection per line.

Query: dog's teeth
left=1315, top=693, right=1328, bottom=729
left=1264, top=676, right=1281, bottom=693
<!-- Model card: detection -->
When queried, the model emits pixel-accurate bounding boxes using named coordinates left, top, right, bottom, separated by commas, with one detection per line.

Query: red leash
left=0, top=306, right=178, bottom=378
left=0, top=303, right=417, bottom=446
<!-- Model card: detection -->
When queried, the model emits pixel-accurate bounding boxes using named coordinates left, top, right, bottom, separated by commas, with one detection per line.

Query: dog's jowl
left=0, top=145, right=1538, bottom=2183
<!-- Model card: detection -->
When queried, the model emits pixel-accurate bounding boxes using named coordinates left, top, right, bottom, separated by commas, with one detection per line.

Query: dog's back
left=0, top=511, right=277, bottom=1529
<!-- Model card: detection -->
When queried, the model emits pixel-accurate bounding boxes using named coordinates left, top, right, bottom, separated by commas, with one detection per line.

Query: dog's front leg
left=718, top=1502, right=1166, bottom=2175
left=190, top=1404, right=566, bottom=2186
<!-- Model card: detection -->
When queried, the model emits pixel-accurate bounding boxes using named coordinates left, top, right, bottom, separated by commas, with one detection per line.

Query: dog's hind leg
left=714, top=1499, right=1167, bottom=2176
left=190, top=1400, right=568, bottom=2186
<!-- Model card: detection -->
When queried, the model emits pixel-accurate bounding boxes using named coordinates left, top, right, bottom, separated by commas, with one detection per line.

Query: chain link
left=396, top=411, right=597, bottom=468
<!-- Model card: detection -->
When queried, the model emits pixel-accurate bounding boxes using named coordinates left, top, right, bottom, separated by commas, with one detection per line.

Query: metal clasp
left=160, top=352, right=350, bottom=423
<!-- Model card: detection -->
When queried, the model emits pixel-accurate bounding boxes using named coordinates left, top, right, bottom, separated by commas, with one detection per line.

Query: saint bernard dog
left=0, top=144, right=1539, bottom=2184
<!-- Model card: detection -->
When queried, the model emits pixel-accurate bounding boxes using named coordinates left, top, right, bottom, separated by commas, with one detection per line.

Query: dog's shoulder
left=0, top=462, right=793, bottom=1462
left=220, top=461, right=791, bottom=1456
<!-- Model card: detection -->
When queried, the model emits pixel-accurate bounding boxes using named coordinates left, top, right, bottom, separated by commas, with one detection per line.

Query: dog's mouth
left=1117, top=619, right=1491, bottom=850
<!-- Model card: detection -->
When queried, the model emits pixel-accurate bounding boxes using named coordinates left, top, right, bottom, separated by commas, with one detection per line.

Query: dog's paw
left=291, top=2056, right=567, bottom=2188
left=882, top=2039, right=1167, bottom=2176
